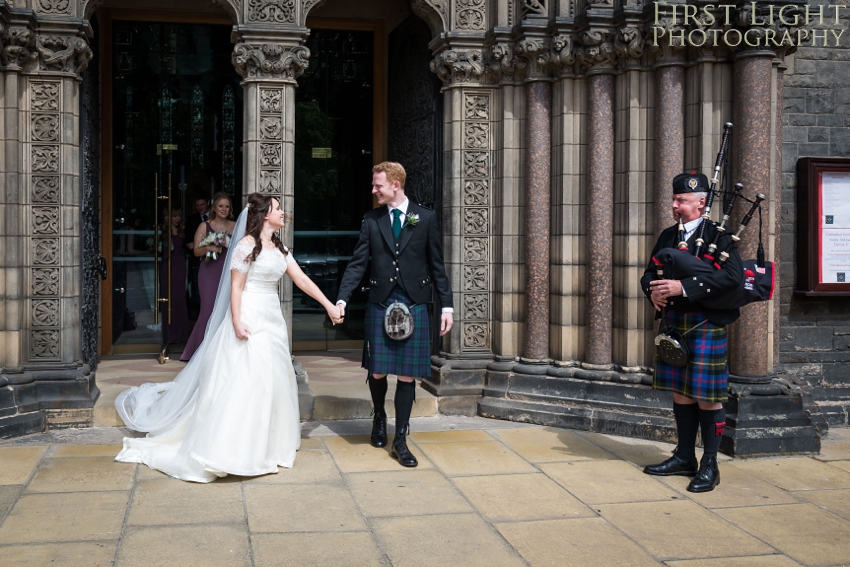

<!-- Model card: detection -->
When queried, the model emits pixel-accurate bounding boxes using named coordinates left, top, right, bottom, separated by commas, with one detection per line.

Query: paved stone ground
left=1, top=418, right=850, bottom=567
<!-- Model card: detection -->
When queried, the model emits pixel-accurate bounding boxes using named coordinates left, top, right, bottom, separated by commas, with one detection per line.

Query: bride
left=115, top=193, right=342, bottom=482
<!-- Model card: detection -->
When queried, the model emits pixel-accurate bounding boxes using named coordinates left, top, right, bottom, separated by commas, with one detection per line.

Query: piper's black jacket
left=641, top=220, right=743, bottom=326
left=337, top=202, right=453, bottom=308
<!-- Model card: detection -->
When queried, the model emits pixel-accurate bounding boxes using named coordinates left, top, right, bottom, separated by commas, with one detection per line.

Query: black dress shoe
left=390, top=423, right=418, bottom=467
left=643, top=451, right=698, bottom=476
left=686, top=455, right=720, bottom=492
left=370, top=409, right=388, bottom=448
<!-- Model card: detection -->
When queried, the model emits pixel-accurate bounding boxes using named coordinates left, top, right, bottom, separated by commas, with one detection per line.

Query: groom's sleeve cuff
left=336, top=300, right=347, bottom=308
left=441, top=307, right=454, bottom=314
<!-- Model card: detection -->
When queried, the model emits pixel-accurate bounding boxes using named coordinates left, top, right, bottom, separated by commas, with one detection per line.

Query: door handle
left=114, top=287, right=125, bottom=294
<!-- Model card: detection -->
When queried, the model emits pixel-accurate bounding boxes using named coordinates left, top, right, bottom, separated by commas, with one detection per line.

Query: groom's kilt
left=654, top=309, right=729, bottom=402
left=363, top=286, right=431, bottom=378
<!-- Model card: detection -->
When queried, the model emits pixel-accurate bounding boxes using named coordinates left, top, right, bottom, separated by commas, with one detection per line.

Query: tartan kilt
left=654, top=309, right=729, bottom=402
left=363, top=287, right=432, bottom=378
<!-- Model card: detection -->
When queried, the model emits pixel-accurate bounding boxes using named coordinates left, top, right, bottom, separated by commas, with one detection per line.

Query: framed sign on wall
left=797, top=157, right=850, bottom=296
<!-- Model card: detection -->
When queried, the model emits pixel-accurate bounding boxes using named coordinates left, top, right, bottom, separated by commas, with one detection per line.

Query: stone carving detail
left=463, top=322, right=488, bottom=349
left=430, top=49, right=484, bottom=85
left=33, top=238, right=60, bottom=265
left=33, top=207, right=60, bottom=235
left=248, top=0, right=296, bottom=24
left=487, top=43, right=521, bottom=83
left=36, top=0, right=71, bottom=13
left=464, top=123, right=489, bottom=149
left=260, top=116, right=283, bottom=139
left=455, top=0, right=485, bottom=31
left=259, top=170, right=281, bottom=193
left=2, top=27, right=35, bottom=68
left=614, top=27, right=645, bottom=67
left=33, top=176, right=60, bottom=203
left=552, top=34, right=576, bottom=75
left=464, top=208, right=489, bottom=234
left=516, top=39, right=552, bottom=80
left=31, top=330, right=60, bottom=359
left=410, top=0, right=448, bottom=36
left=521, top=0, right=546, bottom=17
left=463, top=151, right=489, bottom=178
left=32, top=83, right=60, bottom=111
left=32, top=299, right=60, bottom=327
left=463, top=180, right=489, bottom=205
left=34, top=36, right=93, bottom=74
left=260, top=143, right=282, bottom=168
left=463, top=237, right=488, bottom=262
left=233, top=44, right=310, bottom=81
left=261, top=88, right=283, bottom=112
left=463, top=265, right=488, bottom=290
left=33, top=268, right=60, bottom=296
left=577, top=30, right=616, bottom=73
left=465, top=95, right=490, bottom=120
left=464, top=294, right=489, bottom=320
left=32, top=146, right=60, bottom=173
left=32, top=114, right=60, bottom=142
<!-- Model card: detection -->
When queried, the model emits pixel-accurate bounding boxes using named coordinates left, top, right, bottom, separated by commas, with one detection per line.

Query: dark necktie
left=201, top=214, right=208, bottom=221
left=392, top=209, right=402, bottom=239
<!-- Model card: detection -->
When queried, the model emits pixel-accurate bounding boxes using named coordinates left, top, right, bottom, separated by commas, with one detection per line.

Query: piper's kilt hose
left=363, top=287, right=431, bottom=378
left=654, top=309, right=729, bottom=402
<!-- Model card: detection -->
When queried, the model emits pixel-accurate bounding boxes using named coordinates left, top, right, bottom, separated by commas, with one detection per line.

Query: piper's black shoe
left=643, top=450, right=699, bottom=477
left=686, top=455, right=720, bottom=492
left=390, top=423, right=418, bottom=467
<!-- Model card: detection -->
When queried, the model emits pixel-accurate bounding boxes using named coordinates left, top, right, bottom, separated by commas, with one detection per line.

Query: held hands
left=649, top=279, right=683, bottom=311
left=326, top=304, right=344, bottom=326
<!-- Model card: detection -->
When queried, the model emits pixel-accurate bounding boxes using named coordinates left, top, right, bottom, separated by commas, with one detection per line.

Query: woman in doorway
left=181, top=192, right=236, bottom=361
left=116, top=193, right=342, bottom=482
left=159, top=206, right=191, bottom=346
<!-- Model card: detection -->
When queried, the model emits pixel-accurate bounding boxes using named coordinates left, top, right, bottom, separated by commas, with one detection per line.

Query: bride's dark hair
left=244, top=193, right=289, bottom=262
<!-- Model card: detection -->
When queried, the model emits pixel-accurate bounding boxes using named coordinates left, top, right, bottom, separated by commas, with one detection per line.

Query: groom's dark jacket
left=337, top=202, right=453, bottom=308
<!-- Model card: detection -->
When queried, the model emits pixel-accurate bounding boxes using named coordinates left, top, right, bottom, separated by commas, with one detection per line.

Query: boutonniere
left=406, top=213, right=420, bottom=227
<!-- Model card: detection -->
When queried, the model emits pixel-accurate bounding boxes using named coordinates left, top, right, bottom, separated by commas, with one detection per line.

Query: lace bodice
left=230, top=240, right=294, bottom=294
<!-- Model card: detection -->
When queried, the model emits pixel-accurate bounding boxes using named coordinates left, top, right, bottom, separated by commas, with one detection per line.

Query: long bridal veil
left=115, top=207, right=248, bottom=435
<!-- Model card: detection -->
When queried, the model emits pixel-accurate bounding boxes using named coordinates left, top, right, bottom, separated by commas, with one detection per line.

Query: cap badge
left=688, top=178, right=699, bottom=189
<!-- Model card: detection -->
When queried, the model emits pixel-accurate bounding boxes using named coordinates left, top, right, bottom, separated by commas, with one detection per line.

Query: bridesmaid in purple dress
left=181, top=192, right=236, bottom=361
left=159, top=207, right=190, bottom=345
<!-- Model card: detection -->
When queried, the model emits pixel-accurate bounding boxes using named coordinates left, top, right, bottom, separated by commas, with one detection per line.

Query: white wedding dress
left=115, top=233, right=301, bottom=483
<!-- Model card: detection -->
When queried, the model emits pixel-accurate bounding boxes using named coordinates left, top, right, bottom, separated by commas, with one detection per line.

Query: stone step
left=309, top=379, right=438, bottom=421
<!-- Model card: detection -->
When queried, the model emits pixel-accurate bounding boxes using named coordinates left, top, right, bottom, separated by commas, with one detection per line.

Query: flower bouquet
left=198, top=230, right=231, bottom=261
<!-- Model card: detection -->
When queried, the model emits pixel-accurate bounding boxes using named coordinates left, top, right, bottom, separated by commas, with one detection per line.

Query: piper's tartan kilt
left=363, top=287, right=432, bottom=378
left=654, top=309, right=730, bottom=402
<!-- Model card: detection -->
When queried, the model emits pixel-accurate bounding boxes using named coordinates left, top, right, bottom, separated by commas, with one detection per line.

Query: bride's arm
left=286, top=261, right=342, bottom=324
left=231, top=269, right=251, bottom=339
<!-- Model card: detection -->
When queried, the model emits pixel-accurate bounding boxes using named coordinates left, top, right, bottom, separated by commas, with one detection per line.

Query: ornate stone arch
left=80, top=0, right=240, bottom=22
left=410, top=0, right=447, bottom=37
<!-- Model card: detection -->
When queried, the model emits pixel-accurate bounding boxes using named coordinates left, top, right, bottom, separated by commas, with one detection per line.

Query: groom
left=336, top=161, right=453, bottom=467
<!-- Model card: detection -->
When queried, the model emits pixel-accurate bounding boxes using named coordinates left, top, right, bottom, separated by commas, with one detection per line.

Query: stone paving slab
left=0, top=421, right=848, bottom=567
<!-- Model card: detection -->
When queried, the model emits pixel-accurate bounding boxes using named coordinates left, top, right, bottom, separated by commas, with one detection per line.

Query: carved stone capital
left=614, top=26, right=646, bottom=68
left=515, top=38, right=551, bottom=81
left=33, top=35, right=93, bottom=76
left=1, top=27, right=36, bottom=70
left=485, top=42, right=518, bottom=83
left=648, top=18, right=687, bottom=67
left=232, top=43, right=310, bottom=82
left=551, top=34, right=576, bottom=76
left=430, top=49, right=485, bottom=86
left=576, top=30, right=616, bottom=74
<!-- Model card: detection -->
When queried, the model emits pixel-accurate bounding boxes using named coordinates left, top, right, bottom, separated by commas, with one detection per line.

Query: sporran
left=383, top=301, right=415, bottom=341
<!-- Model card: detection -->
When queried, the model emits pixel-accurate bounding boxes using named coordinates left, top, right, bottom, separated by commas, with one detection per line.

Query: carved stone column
left=579, top=31, right=616, bottom=367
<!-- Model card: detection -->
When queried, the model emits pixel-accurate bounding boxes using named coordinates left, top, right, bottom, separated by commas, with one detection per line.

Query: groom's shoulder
left=363, top=206, right=384, bottom=221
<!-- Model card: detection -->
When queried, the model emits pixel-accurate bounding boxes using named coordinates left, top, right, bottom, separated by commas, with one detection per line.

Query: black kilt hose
left=364, top=287, right=432, bottom=378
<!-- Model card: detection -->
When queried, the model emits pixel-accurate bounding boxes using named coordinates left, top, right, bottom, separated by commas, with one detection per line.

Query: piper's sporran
left=655, top=327, right=689, bottom=368
left=383, top=302, right=415, bottom=340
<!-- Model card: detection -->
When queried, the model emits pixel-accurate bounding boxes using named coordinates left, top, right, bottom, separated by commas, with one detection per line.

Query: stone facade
left=779, top=0, right=850, bottom=427
left=0, top=0, right=841, bottom=455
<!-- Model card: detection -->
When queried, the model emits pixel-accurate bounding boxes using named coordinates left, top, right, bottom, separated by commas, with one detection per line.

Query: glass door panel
left=293, top=28, right=375, bottom=351
left=111, top=20, right=243, bottom=354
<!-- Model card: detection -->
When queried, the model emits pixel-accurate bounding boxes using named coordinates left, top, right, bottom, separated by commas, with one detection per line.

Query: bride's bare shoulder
left=238, top=235, right=256, bottom=247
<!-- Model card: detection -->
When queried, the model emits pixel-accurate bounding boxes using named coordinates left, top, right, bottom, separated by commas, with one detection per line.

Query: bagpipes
left=653, top=123, right=775, bottom=367
left=652, top=122, right=776, bottom=312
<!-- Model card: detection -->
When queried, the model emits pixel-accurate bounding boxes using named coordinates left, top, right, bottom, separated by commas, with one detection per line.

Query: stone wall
left=779, top=0, right=850, bottom=426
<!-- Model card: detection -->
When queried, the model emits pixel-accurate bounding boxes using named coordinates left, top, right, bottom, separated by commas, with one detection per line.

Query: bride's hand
left=233, top=321, right=251, bottom=340
left=326, top=305, right=343, bottom=326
